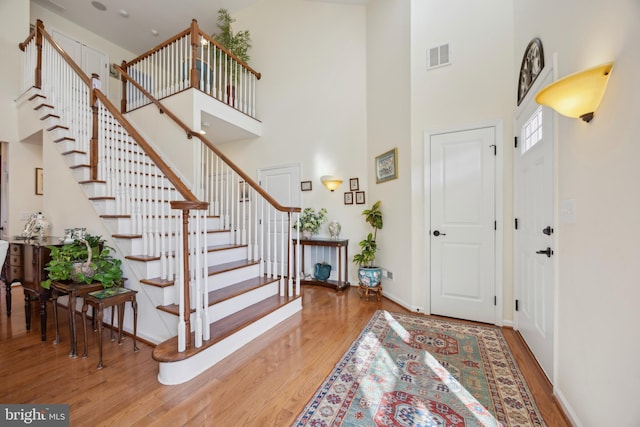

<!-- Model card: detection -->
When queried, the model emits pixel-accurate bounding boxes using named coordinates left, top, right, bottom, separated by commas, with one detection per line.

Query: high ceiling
left=32, top=0, right=370, bottom=55
left=32, top=0, right=259, bottom=54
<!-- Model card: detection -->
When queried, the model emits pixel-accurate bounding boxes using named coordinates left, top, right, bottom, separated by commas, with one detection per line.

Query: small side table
left=51, top=281, right=103, bottom=357
left=81, top=288, right=138, bottom=369
left=358, top=284, right=382, bottom=302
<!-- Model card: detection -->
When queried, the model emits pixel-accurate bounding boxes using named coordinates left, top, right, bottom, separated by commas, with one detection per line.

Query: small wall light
left=320, top=175, right=343, bottom=192
left=535, top=62, right=614, bottom=123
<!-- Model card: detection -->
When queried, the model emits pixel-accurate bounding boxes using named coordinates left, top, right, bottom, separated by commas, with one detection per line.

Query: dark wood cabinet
left=7, top=237, right=60, bottom=341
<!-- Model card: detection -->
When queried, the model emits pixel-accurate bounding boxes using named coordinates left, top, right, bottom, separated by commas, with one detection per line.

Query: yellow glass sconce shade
left=320, top=175, right=343, bottom=192
left=535, top=62, right=613, bottom=123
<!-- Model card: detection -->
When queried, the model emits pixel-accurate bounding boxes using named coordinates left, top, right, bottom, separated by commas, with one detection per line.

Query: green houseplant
left=294, top=207, right=328, bottom=238
left=41, top=235, right=123, bottom=290
left=353, top=201, right=383, bottom=287
left=211, top=8, right=252, bottom=105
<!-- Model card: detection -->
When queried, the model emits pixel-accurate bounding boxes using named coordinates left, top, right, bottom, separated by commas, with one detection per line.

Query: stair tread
left=152, top=293, right=301, bottom=363
left=157, top=275, right=281, bottom=315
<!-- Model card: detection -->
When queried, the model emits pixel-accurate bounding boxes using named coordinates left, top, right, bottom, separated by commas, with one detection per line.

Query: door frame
left=424, top=120, right=504, bottom=326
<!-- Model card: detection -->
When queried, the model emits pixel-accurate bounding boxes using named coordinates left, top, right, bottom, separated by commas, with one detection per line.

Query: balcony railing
left=120, top=19, right=261, bottom=119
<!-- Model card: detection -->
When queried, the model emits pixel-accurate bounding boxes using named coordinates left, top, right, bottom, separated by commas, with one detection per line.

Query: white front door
left=514, top=82, right=555, bottom=379
left=258, top=164, right=301, bottom=277
left=430, top=127, right=496, bottom=324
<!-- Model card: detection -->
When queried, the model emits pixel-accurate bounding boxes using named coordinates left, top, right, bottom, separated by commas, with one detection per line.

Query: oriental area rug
left=293, top=310, right=545, bottom=427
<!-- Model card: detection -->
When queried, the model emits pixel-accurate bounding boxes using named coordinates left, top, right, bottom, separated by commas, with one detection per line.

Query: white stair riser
left=102, top=216, right=221, bottom=236
left=205, top=281, right=279, bottom=323
left=71, top=167, right=91, bottom=182
left=62, top=152, right=88, bottom=167
left=209, top=264, right=260, bottom=290
left=207, top=246, right=247, bottom=265
left=157, top=299, right=302, bottom=385
left=82, top=182, right=109, bottom=198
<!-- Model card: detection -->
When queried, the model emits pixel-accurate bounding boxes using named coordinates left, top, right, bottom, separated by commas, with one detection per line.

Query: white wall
left=222, top=0, right=369, bottom=284
left=30, top=3, right=136, bottom=102
left=515, top=1, right=640, bottom=425
left=365, top=0, right=412, bottom=307
left=0, top=0, right=38, bottom=238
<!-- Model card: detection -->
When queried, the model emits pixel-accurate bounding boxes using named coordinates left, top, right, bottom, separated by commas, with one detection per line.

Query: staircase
left=19, top=21, right=302, bottom=385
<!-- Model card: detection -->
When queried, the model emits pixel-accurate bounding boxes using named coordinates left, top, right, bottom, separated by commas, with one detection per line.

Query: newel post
left=120, top=60, right=128, bottom=113
left=189, top=19, right=200, bottom=90
left=35, top=20, right=44, bottom=89
left=90, top=74, right=100, bottom=181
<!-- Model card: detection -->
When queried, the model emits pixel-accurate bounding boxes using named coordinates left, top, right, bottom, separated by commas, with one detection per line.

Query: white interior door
left=514, top=84, right=555, bottom=379
left=258, top=164, right=301, bottom=276
left=430, top=127, right=496, bottom=324
left=52, top=30, right=108, bottom=92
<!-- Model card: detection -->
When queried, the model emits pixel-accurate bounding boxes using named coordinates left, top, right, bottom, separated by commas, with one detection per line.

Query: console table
left=293, top=237, right=350, bottom=291
left=6, top=237, right=61, bottom=341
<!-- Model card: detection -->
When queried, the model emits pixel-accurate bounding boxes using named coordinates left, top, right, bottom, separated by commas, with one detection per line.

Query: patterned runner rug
left=293, top=310, right=545, bottom=427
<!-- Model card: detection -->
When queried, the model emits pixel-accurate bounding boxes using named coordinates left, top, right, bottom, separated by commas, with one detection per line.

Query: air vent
left=427, top=43, right=451, bottom=70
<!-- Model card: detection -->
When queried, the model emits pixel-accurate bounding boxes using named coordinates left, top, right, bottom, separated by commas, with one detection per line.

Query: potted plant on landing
left=294, top=207, right=328, bottom=239
left=41, top=234, right=123, bottom=291
left=211, top=8, right=252, bottom=106
left=353, top=200, right=383, bottom=288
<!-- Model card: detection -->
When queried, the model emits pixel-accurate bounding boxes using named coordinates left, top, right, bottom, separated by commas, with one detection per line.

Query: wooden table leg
left=39, top=292, right=48, bottom=342
left=52, top=289, right=60, bottom=344
left=68, top=291, right=77, bottom=357
left=24, top=293, right=31, bottom=330
left=81, top=302, right=89, bottom=358
left=117, top=303, right=124, bottom=345
left=5, top=281, right=11, bottom=317
left=96, top=304, right=104, bottom=370
left=132, top=298, right=138, bottom=352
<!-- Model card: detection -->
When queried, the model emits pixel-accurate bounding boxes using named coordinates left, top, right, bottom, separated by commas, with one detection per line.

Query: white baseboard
left=553, top=386, right=581, bottom=426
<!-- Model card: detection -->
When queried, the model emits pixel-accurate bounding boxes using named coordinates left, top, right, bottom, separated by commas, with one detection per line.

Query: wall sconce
left=320, top=175, right=343, bottom=192
left=535, top=62, right=613, bottom=123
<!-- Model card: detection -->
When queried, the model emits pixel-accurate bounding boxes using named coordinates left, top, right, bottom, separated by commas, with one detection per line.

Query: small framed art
left=349, top=178, right=359, bottom=191
left=375, top=148, right=398, bottom=183
left=344, top=192, right=353, bottom=205
left=355, top=191, right=365, bottom=205
left=301, top=181, right=312, bottom=191
left=35, top=168, right=43, bottom=195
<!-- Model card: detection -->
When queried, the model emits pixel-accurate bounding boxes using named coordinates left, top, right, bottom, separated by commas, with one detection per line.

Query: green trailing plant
left=352, top=201, right=383, bottom=268
left=41, top=234, right=123, bottom=290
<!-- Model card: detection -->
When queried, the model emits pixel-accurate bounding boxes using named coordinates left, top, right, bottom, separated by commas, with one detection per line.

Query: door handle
left=536, top=247, right=553, bottom=258
left=542, top=226, right=554, bottom=236
left=433, top=230, right=446, bottom=237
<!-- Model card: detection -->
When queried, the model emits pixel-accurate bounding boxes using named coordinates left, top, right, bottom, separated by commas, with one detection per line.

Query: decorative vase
left=328, top=220, right=341, bottom=239
left=358, top=267, right=382, bottom=288
left=314, top=263, right=332, bottom=281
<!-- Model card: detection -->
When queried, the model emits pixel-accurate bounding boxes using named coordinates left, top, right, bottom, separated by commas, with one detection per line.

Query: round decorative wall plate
left=517, top=38, right=544, bottom=105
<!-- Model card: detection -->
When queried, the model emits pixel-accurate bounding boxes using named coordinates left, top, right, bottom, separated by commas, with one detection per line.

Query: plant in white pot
left=294, top=207, right=328, bottom=239
left=353, top=200, right=383, bottom=288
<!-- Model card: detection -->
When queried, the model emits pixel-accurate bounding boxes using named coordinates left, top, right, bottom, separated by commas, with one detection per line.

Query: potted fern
left=352, top=201, right=383, bottom=288
left=211, top=8, right=252, bottom=106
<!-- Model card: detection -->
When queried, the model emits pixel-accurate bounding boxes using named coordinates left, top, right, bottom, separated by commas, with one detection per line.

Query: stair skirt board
left=157, top=298, right=302, bottom=385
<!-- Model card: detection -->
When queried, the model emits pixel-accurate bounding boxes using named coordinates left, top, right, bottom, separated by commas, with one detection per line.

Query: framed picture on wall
left=349, top=178, right=359, bottom=191
left=344, top=192, right=353, bottom=205
left=355, top=191, right=365, bottom=204
left=301, top=181, right=312, bottom=191
left=375, top=148, right=398, bottom=183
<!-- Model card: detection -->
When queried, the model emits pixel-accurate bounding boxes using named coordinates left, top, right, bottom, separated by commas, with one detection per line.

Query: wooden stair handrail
left=31, top=21, right=201, bottom=205
left=115, top=63, right=300, bottom=214
left=122, top=19, right=261, bottom=80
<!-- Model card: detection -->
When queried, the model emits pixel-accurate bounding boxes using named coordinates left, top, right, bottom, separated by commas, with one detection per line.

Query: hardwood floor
left=0, top=284, right=570, bottom=426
